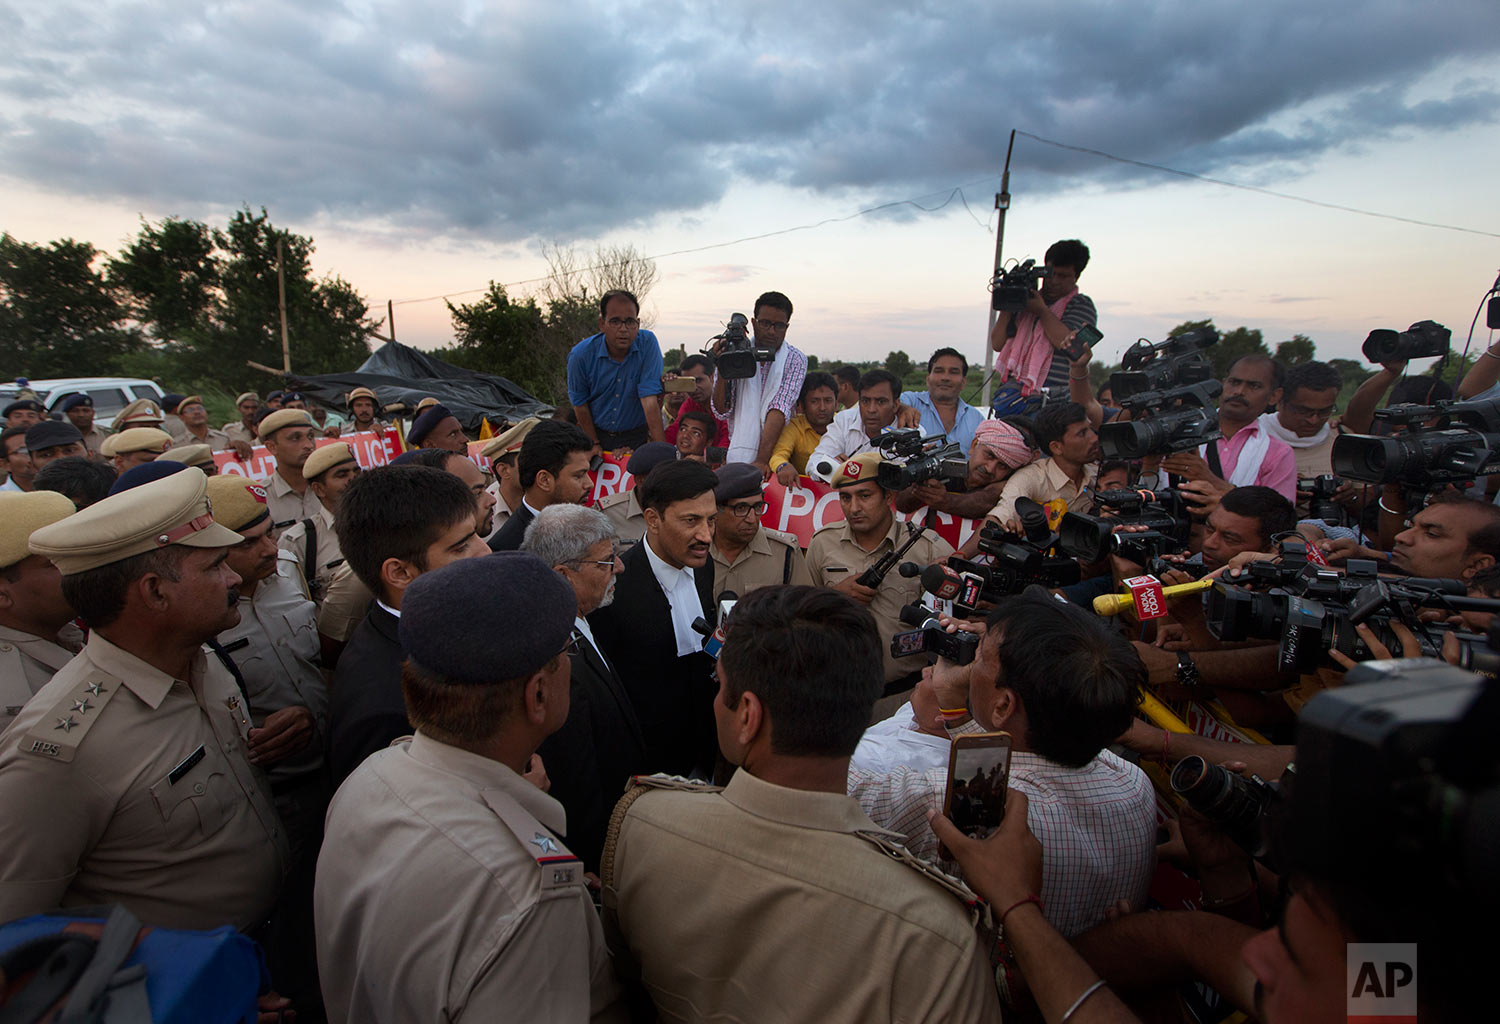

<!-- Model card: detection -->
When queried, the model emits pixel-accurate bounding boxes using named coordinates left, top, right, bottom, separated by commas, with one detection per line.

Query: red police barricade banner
left=213, top=429, right=402, bottom=477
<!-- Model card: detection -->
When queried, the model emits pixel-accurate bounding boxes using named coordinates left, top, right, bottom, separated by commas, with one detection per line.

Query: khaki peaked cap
left=480, top=417, right=541, bottom=461
left=158, top=443, right=212, bottom=468
left=29, top=467, right=244, bottom=574
left=0, top=491, right=76, bottom=568
left=100, top=428, right=174, bottom=458
left=258, top=409, right=316, bottom=440
left=304, top=442, right=357, bottom=480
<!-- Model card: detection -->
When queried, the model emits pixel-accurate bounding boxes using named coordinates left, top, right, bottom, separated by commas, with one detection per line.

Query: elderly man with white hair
left=521, top=504, right=648, bottom=872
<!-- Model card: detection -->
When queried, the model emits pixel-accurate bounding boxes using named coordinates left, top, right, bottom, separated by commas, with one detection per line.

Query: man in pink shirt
left=1163, top=355, right=1296, bottom=510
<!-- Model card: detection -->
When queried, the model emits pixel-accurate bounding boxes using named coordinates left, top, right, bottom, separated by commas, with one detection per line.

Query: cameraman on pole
left=709, top=291, right=807, bottom=479
left=988, top=239, right=1098, bottom=412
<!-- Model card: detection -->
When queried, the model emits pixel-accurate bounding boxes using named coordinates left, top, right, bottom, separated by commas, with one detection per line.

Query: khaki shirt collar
left=85, top=630, right=199, bottom=709
left=833, top=512, right=901, bottom=554
left=0, top=623, right=79, bottom=672
left=268, top=468, right=298, bottom=497
left=405, top=731, right=566, bottom=835
left=721, top=768, right=902, bottom=839
left=713, top=526, right=774, bottom=569
left=1040, top=457, right=1095, bottom=495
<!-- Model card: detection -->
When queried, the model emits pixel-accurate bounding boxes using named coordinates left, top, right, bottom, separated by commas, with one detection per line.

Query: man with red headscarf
left=894, top=418, right=1036, bottom=518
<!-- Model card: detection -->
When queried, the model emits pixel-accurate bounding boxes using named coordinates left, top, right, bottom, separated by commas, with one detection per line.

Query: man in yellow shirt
left=770, top=372, right=839, bottom=486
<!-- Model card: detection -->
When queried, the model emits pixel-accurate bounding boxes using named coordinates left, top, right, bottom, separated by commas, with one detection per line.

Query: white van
left=0, top=378, right=168, bottom=430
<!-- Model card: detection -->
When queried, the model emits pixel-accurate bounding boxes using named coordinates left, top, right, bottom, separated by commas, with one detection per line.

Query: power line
left=1014, top=129, right=1500, bottom=239
left=391, top=180, right=997, bottom=307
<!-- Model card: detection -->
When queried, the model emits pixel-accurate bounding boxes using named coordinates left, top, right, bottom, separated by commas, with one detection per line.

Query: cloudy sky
left=3, top=0, right=1499, bottom=378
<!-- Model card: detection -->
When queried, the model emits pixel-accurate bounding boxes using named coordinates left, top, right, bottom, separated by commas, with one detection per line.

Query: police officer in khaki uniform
left=315, top=553, right=625, bottom=1023
left=60, top=394, right=110, bottom=456
left=479, top=417, right=539, bottom=542
left=340, top=386, right=390, bottom=436
left=709, top=462, right=811, bottom=600
left=174, top=395, right=234, bottom=451
left=0, top=468, right=289, bottom=931
left=100, top=427, right=174, bottom=474
left=597, top=441, right=677, bottom=550
left=112, top=397, right=166, bottom=431
left=603, top=585, right=1001, bottom=1023
left=806, top=451, right=955, bottom=690
left=0, top=491, right=82, bottom=731
left=256, top=409, right=322, bottom=536
left=277, top=442, right=359, bottom=605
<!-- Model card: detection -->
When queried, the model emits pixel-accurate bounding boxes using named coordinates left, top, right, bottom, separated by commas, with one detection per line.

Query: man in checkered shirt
left=848, top=588, right=1156, bottom=938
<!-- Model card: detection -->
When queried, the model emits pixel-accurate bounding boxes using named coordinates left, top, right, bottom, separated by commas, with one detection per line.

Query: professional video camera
left=711, top=312, right=776, bottom=380
left=1058, top=486, right=1193, bottom=565
left=1332, top=397, right=1500, bottom=502
left=1299, top=474, right=1351, bottom=527
left=891, top=605, right=980, bottom=665
left=1204, top=553, right=1500, bottom=673
left=874, top=428, right=968, bottom=491
left=1098, top=380, right=1222, bottom=460
left=1360, top=319, right=1450, bottom=364
left=1109, top=326, right=1218, bottom=402
left=912, top=498, right=1080, bottom=615
left=989, top=258, right=1050, bottom=313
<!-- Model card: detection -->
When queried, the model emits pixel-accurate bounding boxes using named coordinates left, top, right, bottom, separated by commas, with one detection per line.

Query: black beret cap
left=3, top=399, right=45, bottom=417
left=109, top=460, right=189, bottom=495
left=626, top=441, right=677, bottom=477
left=407, top=404, right=454, bottom=446
left=400, top=552, right=578, bottom=685
left=714, top=462, right=764, bottom=504
left=161, top=393, right=186, bottom=413
left=59, top=393, right=93, bottom=412
left=25, top=420, right=84, bottom=452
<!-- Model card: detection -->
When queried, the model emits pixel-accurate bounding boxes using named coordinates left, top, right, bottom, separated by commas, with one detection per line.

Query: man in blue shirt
left=567, top=290, right=667, bottom=452
left=901, top=348, right=982, bottom=455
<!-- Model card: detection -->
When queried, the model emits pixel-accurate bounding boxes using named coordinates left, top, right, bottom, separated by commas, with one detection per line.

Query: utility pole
left=276, top=238, right=291, bottom=373
left=387, top=299, right=397, bottom=341
left=981, top=129, right=1016, bottom=412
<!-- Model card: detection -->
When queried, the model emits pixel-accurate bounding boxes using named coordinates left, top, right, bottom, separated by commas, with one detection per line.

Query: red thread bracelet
left=1161, top=729, right=1171, bottom=763
left=998, top=894, right=1043, bottom=928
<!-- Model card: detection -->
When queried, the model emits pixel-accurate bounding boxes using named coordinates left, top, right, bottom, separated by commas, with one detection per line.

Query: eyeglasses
left=722, top=500, right=768, bottom=518
left=605, top=317, right=641, bottom=328
left=754, top=318, right=789, bottom=332
left=567, top=550, right=621, bottom=570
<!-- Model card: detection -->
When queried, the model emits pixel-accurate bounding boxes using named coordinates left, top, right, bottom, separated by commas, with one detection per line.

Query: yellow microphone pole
left=1092, top=578, right=1215, bottom=617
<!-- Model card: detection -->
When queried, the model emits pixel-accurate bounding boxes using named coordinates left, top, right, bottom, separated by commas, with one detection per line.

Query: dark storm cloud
left=1, top=0, right=1496, bottom=240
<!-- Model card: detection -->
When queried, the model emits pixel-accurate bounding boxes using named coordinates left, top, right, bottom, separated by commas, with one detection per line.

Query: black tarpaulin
left=285, top=341, right=554, bottom=430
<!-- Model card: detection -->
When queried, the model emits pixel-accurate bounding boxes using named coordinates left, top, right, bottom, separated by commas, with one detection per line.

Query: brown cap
left=100, top=427, right=174, bottom=458
left=114, top=398, right=165, bottom=428
left=258, top=409, right=316, bottom=440
left=830, top=451, right=885, bottom=488
left=235, top=392, right=260, bottom=407
left=0, top=491, right=76, bottom=569
left=414, top=397, right=440, bottom=414
left=157, top=443, right=213, bottom=468
left=29, top=467, right=244, bottom=574
left=205, top=475, right=271, bottom=532
left=347, top=387, right=379, bottom=406
left=480, top=417, right=541, bottom=461
left=303, top=442, right=357, bottom=480
left=177, top=395, right=205, bottom=412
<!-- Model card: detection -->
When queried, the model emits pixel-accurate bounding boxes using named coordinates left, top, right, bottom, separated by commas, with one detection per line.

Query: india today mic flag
left=1123, top=575, right=1168, bottom=620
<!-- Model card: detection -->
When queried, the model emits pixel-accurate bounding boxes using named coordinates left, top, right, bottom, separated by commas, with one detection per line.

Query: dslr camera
left=1098, top=379, right=1222, bottom=460
left=989, top=258, right=1050, bottom=313
left=1360, top=319, right=1450, bottom=364
left=712, top=312, right=776, bottom=380
left=1109, top=326, right=1218, bottom=402
left=1299, top=474, right=1350, bottom=527
left=874, top=429, right=968, bottom=491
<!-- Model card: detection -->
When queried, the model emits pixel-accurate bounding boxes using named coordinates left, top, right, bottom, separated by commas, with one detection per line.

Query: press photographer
left=988, top=239, right=1098, bottom=410
left=894, top=418, right=1037, bottom=519
left=708, top=291, right=808, bottom=475
left=965, top=402, right=1097, bottom=557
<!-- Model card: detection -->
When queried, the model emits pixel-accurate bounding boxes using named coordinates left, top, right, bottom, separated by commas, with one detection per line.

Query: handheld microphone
left=919, top=563, right=965, bottom=601
left=897, top=562, right=922, bottom=578
left=1093, top=578, right=1213, bottom=617
left=899, top=603, right=937, bottom=627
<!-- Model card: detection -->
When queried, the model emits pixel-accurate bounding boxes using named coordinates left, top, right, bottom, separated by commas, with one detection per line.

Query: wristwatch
left=1176, top=651, right=1201, bottom=689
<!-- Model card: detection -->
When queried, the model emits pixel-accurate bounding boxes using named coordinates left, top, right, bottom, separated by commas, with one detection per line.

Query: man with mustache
left=1162, top=355, right=1297, bottom=508
left=523, top=504, right=645, bottom=872
left=588, top=459, right=720, bottom=779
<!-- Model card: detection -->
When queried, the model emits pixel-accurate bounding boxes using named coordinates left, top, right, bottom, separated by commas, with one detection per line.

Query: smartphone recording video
left=943, top=732, right=1012, bottom=839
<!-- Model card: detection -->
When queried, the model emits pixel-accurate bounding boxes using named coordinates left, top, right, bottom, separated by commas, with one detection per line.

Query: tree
left=885, top=350, right=914, bottom=380
left=107, top=217, right=219, bottom=342
left=806, top=354, right=820, bottom=371
left=1212, top=327, right=1270, bottom=379
left=0, top=233, right=138, bottom=378
left=440, top=283, right=557, bottom=402
left=1274, top=334, right=1317, bottom=367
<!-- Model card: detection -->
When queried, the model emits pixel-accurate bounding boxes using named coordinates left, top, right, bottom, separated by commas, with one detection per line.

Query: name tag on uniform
left=168, top=745, right=206, bottom=785
left=824, top=566, right=850, bottom=575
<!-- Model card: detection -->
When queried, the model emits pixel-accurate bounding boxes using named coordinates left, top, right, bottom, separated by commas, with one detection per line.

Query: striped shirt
left=848, top=747, right=1156, bottom=937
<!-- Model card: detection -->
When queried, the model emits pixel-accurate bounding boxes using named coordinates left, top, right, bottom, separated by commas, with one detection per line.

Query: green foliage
left=107, top=217, right=219, bottom=339
left=884, top=350, right=914, bottom=380
left=0, top=233, right=140, bottom=378
left=437, top=283, right=558, bottom=402
left=806, top=354, right=819, bottom=371
left=1274, top=334, right=1316, bottom=367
